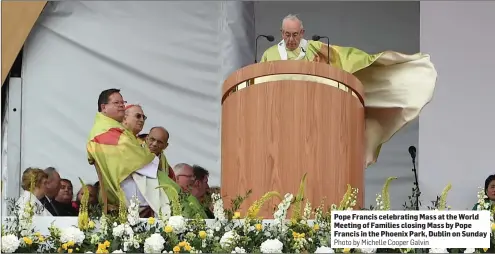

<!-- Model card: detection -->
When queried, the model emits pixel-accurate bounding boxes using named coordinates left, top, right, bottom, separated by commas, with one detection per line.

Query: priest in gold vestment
left=260, top=14, right=437, bottom=167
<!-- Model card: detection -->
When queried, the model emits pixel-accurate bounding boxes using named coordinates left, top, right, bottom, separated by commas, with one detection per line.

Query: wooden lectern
left=221, top=61, right=365, bottom=218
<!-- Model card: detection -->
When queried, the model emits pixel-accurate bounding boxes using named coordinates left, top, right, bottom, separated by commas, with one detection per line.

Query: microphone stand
left=311, top=35, right=330, bottom=64
left=255, top=35, right=262, bottom=63
left=253, top=35, right=274, bottom=88
left=255, top=35, right=273, bottom=63
left=411, top=155, right=420, bottom=211
left=409, top=147, right=423, bottom=254
left=322, top=36, right=330, bottom=65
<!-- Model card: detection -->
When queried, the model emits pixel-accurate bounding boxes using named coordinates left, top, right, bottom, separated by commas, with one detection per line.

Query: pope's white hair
left=282, top=14, right=303, bottom=29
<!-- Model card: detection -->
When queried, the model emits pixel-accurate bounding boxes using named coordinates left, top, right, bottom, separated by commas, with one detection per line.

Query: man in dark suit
left=39, top=167, right=62, bottom=216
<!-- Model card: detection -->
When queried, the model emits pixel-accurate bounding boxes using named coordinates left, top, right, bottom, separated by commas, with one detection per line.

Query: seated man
left=174, top=163, right=208, bottom=218
left=191, top=165, right=214, bottom=219
left=87, top=88, right=170, bottom=217
left=40, top=167, right=61, bottom=216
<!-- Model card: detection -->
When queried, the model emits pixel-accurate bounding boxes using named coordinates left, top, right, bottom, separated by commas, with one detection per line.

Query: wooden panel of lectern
left=221, top=61, right=365, bottom=218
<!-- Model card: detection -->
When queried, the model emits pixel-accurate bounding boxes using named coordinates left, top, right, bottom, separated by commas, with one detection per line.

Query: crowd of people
left=17, top=88, right=219, bottom=219
left=18, top=165, right=217, bottom=218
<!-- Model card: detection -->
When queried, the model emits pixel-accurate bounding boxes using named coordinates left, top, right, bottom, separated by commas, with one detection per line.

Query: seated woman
left=17, top=168, right=52, bottom=216
left=72, top=184, right=98, bottom=211
left=54, top=179, right=78, bottom=216
left=472, top=174, right=495, bottom=210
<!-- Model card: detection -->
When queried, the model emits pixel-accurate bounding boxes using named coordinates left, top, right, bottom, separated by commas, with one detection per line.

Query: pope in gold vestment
left=260, top=38, right=437, bottom=166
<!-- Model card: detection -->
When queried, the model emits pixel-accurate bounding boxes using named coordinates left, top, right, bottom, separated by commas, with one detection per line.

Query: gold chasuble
left=87, top=113, right=169, bottom=209
left=261, top=39, right=437, bottom=166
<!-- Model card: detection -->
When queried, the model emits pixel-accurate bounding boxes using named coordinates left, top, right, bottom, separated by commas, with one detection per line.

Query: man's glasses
left=109, top=100, right=127, bottom=106
left=282, top=30, right=302, bottom=39
left=135, top=113, right=147, bottom=121
left=177, top=174, right=195, bottom=180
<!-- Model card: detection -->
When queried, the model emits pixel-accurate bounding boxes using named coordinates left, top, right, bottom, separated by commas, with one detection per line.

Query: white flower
left=112, top=250, right=125, bottom=253
left=113, top=224, right=125, bottom=237
left=260, top=239, right=283, bottom=253
left=212, top=193, right=227, bottom=221
left=315, top=246, right=334, bottom=253
left=112, top=224, right=134, bottom=238
left=144, top=233, right=165, bottom=253
left=90, top=234, right=100, bottom=244
left=359, top=248, right=377, bottom=253
left=303, top=202, right=312, bottom=221
left=220, top=231, right=238, bottom=249
left=464, top=249, right=475, bottom=253
left=127, top=196, right=141, bottom=226
left=60, top=226, right=85, bottom=245
left=273, top=193, right=293, bottom=224
left=99, top=214, right=109, bottom=237
left=429, top=248, right=448, bottom=253
left=231, top=246, right=246, bottom=253
left=167, top=216, right=186, bottom=233
left=1, top=234, right=20, bottom=253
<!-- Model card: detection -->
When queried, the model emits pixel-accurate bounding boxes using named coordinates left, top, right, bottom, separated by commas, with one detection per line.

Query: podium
left=221, top=61, right=365, bottom=218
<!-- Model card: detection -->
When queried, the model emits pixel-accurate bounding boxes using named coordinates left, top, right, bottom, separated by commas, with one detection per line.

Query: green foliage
left=225, top=190, right=252, bottom=219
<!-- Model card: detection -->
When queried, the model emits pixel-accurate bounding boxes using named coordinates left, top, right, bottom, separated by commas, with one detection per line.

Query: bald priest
left=260, top=14, right=437, bottom=167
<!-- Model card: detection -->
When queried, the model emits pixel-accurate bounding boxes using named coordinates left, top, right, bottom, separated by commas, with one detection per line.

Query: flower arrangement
left=1, top=175, right=494, bottom=253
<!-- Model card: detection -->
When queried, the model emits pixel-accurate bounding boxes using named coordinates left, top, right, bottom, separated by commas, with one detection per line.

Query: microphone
left=311, top=35, right=330, bottom=64
left=408, top=145, right=421, bottom=211
left=255, top=35, right=275, bottom=63
left=408, top=146, right=417, bottom=161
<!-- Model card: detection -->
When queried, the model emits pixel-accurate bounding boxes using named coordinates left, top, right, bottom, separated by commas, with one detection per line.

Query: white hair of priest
left=174, top=163, right=191, bottom=175
left=282, top=14, right=303, bottom=29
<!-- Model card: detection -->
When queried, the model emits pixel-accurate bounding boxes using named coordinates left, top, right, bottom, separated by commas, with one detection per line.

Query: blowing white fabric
left=20, top=1, right=254, bottom=193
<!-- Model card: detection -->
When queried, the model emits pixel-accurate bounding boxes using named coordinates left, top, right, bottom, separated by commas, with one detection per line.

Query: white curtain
left=20, top=1, right=255, bottom=192
left=17, top=1, right=420, bottom=208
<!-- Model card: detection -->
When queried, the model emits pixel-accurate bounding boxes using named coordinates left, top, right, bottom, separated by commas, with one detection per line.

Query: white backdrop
left=419, top=1, right=495, bottom=209
left=9, top=1, right=421, bottom=208
left=17, top=1, right=254, bottom=192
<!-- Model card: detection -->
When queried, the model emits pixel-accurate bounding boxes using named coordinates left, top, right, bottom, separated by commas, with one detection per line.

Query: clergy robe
left=138, top=137, right=176, bottom=181
left=87, top=113, right=170, bottom=216
left=260, top=39, right=437, bottom=166
left=137, top=135, right=205, bottom=218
